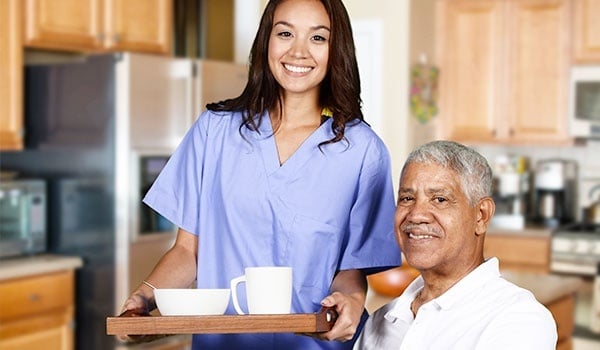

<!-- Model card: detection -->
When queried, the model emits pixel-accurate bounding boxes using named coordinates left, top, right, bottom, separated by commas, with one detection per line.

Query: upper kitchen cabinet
left=573, top=0, right=600, bottom=63
left=436, top=0, right=571, bottom=145
left=0, top=0, right=23, bottom=151
left=23, top=0, right=172, bottom=55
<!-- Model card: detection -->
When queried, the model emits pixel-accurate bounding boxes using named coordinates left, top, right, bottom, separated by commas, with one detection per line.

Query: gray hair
left=401, top=140, right=493, bottom=205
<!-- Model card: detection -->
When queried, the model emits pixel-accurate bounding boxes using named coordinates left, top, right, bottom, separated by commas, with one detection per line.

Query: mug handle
left=230, top=275, right=247, bottom=315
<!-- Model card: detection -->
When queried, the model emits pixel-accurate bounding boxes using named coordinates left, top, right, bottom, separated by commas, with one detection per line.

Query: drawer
left=0, top=270, right=73, bottom=321
left=484, top=234, right=550, bottom=272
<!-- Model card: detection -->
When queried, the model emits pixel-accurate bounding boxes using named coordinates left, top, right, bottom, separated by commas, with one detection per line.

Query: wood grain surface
left=106, top=308, right=337, bottom=335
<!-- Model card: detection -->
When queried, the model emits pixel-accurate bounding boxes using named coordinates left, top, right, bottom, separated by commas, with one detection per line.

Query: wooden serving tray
left=106, top=308, right=337, bottom=336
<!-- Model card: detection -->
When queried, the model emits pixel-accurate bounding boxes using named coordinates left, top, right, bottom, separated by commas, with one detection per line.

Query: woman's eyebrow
left=273, top=21, right=330, bottom=32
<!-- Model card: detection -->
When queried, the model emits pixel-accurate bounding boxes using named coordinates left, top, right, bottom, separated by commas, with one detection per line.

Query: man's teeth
left=284, top=64, right=311, bottom=73
left=409, top=233, right=434, bottom=240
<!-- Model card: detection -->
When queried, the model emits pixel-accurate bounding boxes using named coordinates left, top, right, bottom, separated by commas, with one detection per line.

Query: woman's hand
left=317, top=290, right=365, bottom=342
left=303, top=269, right=367, bottom=342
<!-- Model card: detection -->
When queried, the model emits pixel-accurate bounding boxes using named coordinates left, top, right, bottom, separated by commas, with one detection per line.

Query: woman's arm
left=120, top=228, right=198, bottom=314
left=318, top=269, right=367, bottom=342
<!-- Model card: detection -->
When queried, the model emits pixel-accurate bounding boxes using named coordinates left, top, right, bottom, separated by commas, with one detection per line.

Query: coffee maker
left=491, top=155, right=529, bottom=230
left=531, top=159, right=578, bottom=228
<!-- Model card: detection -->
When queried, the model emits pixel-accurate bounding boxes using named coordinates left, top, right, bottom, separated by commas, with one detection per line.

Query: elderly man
left=354, top=140, right=557, bottom=349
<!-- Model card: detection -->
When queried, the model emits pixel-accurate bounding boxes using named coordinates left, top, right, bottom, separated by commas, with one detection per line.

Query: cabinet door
left=0, top=322, right=72, bottom=350
left=105, top=0, right=172, bottom=54
left=574, top=0, right=600, bottom=63
left=24, top=0, right=104, bottom=51
left=506, top=0, right=571, bottom=143
left=436, top=0, right=507, bottom=142
left=0, top=0, right=23, bottom=150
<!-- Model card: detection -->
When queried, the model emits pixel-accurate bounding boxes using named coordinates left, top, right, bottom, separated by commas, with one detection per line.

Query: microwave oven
left=0, top=179, right=47, bottom=258
left=570, top=66, right=600, bottom=138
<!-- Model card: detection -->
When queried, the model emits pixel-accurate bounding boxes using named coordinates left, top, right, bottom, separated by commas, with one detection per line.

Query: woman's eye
left=312, top=34, right=327, bottom=42
left=434, top=197, right=447, bottom=203
left=277, top=31, right=292, bottom=38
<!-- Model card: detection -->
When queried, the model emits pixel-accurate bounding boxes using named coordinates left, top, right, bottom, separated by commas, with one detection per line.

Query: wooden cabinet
left=0, top=0, right=23, bottom=151
left=0, top=270, right=75, bottom=350
left=573, top=0, right=600, bottom=63
left=436, top=0, right=571, bottom=145
left=24, top=0, right=172, bottom=54
left=484, top=230, right=551, bottom=273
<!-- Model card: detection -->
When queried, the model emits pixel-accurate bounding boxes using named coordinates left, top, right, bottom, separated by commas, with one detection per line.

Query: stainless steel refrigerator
left=1, top=52, right=247, bottom=349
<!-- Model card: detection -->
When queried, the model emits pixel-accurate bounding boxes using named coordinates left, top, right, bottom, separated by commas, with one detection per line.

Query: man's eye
left=434, top=197, right=447, bottom=203
left=399, top=196, right=413, bottom=203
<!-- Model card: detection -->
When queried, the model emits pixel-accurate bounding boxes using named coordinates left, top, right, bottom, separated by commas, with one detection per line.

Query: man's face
left=395, top=162, right=482, bottom=275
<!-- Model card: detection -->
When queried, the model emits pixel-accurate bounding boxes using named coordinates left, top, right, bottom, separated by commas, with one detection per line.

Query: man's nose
left=405, top=199, right=431, bottom=223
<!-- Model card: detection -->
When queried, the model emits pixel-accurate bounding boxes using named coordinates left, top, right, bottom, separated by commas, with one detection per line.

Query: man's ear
left=475, top=197, right=495, bottom=236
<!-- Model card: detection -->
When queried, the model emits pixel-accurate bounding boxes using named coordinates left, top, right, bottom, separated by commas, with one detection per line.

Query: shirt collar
left=383, top=258, right=500, bottom=322
left=434, top=257, right=500, bottom=310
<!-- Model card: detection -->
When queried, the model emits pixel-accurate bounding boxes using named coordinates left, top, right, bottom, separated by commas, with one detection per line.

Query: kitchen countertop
left=0, top=254, right=83, bottom=281
left=501, top=271, right=584, bottom=305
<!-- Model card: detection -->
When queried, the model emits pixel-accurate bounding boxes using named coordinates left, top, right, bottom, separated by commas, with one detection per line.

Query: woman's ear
left=475, top=197, right=495, bottom=236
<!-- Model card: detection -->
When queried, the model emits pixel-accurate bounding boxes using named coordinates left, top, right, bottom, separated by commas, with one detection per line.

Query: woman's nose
left=289, top=39, right=308, bottom=59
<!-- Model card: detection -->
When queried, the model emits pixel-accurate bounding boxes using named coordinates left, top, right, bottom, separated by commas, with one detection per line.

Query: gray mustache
left=400, top=223, right=441, bottom=235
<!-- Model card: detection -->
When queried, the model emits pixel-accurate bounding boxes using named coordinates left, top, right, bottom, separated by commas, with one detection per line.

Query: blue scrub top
left=143, top=110, right=401, bottom=349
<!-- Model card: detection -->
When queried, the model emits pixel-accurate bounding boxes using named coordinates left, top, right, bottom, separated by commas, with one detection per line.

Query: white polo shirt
left=354, top=258, right=557, bottom=350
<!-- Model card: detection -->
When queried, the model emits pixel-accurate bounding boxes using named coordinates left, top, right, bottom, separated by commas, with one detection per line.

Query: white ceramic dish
left=154, top=288, right=231, bottom=316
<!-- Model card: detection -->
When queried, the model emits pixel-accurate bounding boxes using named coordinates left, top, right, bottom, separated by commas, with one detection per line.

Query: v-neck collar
left=254, top=112, right=334, bottom=177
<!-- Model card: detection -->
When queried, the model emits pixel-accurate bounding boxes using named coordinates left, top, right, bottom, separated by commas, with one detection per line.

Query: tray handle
left=315, top=306, right=338, bottom=332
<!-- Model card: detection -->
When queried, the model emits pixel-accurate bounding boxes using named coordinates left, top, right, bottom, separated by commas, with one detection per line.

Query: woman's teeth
left=284, top=64, right=311, bottom=73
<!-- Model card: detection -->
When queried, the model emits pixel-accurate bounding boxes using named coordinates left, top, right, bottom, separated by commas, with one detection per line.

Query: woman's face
left=268, top=0, right=330, bottom=98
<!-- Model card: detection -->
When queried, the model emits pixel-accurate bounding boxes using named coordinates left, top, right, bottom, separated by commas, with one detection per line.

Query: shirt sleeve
left=142, top=111, right=210, bottom=235
left=474, top=301, right=558, bottom=349
left=338, top=136, right=402, bottom=273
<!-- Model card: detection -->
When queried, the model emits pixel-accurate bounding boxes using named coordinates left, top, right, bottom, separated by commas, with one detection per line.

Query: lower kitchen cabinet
left=0, top=270, right=75, bottom=350
left=549, top=294, right=576, bottom=350
left=484, top=229, right=551, bottom=273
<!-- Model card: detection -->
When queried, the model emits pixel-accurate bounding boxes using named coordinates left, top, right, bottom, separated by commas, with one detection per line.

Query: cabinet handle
left=492, top=129, right=497, bottom=137
left=28, top=293, right=41, bottom=302
left=113, top=34, right=121, bottom=43
left=509, top=128, right=514, bottom=137
left=97, top=33, right=104, bottom=42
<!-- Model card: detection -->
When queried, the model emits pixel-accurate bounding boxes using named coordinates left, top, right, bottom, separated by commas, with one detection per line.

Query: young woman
left=120, top=0, right=401, bottom=348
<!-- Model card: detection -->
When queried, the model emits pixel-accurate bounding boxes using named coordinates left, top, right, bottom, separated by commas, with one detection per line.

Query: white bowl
left=154, top=288, right=231, bottom=316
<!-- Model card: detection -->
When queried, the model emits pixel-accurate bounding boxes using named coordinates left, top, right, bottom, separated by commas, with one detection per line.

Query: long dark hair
left=206, top=0, right=364, bottom=145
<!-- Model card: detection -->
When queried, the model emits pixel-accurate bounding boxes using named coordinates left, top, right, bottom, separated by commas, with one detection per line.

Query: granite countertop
left=501, top=271, right=585, bottom=305
left=0, top=254, right=83, bottom=281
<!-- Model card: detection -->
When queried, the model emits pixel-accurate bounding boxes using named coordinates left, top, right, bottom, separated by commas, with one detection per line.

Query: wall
left=407, top=0, right=439, bottom=151
left=343, top=0, right=411, bottom=188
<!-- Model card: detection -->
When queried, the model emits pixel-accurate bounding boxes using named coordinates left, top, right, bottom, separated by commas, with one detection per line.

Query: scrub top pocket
left=289, top=214, right=342, bottom=303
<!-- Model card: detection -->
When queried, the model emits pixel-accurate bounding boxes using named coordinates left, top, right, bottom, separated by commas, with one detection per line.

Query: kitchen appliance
left=551, top=223, right=600, bottom=336
left=0, top=52, right=246, bottom=350
left=569, top=66, right=600, bottom=139
left=490, top=155, right=529, bottom=230
left=584, top=185, right=600, bottom=225
left=532, top=159, right=578, bottom=228
left=0, top=179, right=46, bottom=258
left=551, top=223, right=600, bottom=276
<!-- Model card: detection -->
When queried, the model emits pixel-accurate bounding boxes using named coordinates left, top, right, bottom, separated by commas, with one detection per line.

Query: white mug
left=230, top=266, right=292, bottom=315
